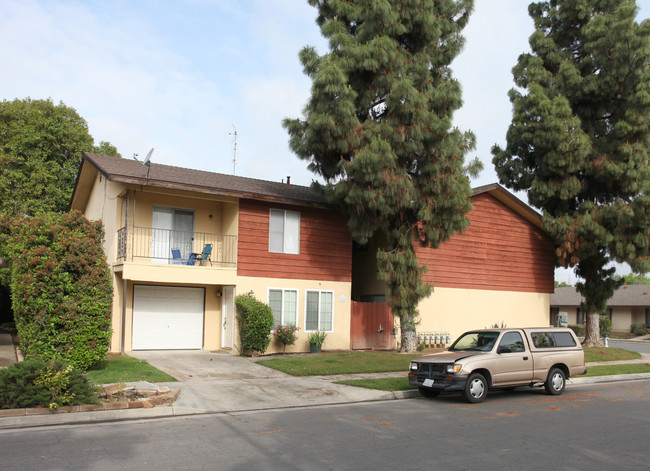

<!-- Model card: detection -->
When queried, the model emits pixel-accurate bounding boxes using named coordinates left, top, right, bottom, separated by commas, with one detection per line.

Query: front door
left=221, top=286, right=235, bottom=349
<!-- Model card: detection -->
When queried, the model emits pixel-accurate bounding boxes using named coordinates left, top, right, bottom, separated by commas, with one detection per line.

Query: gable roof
left=71, top=154, right=546, bottom=227
left=552, top=285, right=650, bottom=307
left=472, top=183, right=543, bottom=229
left=73, top=153, right=326, bottom=207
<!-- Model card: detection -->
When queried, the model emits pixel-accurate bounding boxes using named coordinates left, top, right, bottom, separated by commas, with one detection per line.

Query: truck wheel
left=463, top=373, right=487, bottom=403
left=418, top=387, right=440, bottom=398
left=544, top=367, right=566, bottom=395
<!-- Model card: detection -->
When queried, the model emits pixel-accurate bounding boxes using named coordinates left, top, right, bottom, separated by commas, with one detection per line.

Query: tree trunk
left=583, top=311, right=602, bottom=347
left=400, top=315, right=418, bottom=352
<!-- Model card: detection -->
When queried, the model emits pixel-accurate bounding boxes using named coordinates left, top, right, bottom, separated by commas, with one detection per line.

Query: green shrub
left=235, top=294, right=273, bottom=355
left=599, top=316, right=612, bottom=336
left=631, top=322, right=647, bottom=336
left=569, top=324, right=585, bottom=337
left=0, top=358, right=100, bottom=409
left=3, top=211, right=113, bottom=370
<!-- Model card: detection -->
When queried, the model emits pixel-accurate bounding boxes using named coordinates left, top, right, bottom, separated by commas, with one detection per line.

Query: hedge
left=3, top=211, right=113, bottom=370
left=235, top=294, right=273, bottom=355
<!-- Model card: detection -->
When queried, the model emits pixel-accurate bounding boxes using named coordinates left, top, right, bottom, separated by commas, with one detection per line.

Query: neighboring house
left=551, top=285, right=650, bottom=332
left=70, top=153, right=352, bottom=354
left=71, top=154, right=555, bottom=354
left=353, top=183, right=556, bottom=346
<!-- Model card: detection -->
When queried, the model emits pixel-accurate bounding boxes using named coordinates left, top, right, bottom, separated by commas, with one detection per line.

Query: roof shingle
left=83, top=152, right=327, bottom=206
left=551, top=285, right=650, bottom=307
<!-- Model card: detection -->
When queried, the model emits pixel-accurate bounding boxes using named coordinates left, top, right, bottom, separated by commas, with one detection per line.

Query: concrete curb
left=568, top=372, right=650, bottom=385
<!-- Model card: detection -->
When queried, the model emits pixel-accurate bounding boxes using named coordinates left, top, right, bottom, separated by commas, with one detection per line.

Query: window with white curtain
left=268, top=288, right=298, bottom=327
left=305, top=290, right=333, bottom=332
left=269, top=209, right=300, bottom=254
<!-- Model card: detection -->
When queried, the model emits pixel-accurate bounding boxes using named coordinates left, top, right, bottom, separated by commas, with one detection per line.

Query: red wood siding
left=415, top=193, right=555, bottom=293
left=238, top=199, right=352, bottom=282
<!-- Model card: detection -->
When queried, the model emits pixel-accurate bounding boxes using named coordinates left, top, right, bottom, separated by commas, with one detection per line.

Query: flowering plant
left=307, top=330, right=327, bottom=347
left=274, top=324, right=299, bottom=352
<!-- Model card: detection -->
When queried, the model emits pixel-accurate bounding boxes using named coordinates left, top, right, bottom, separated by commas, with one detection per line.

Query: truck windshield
left=449, top=332, right=500, bottom=352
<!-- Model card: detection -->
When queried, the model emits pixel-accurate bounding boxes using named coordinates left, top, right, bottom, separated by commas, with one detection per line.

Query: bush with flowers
left=274, top=324, right=299, bottom=353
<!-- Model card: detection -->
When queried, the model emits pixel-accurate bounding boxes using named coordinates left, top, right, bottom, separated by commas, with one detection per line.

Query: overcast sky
left=1, top=0, right=648, bottom=283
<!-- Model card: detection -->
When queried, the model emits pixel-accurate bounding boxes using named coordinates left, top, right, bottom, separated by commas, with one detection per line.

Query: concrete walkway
left=1, top=330, right=649, bottom=430
left=0, top=328, right=17, bottom=368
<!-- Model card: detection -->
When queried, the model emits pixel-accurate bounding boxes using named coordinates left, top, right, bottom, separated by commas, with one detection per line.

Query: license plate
left=423, top=378, right=434, bottom=387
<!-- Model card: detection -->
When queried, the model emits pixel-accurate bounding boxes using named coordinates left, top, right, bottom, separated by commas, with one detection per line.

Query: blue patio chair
left=196, top=243, right=213, bottom=266
left=186, top=252, right=197, bottom=266
left=171, top=248, right=183, bottom=264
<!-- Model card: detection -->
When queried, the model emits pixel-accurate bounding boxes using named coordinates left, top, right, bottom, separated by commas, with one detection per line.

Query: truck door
left=493, top=331, right=533, bottom=385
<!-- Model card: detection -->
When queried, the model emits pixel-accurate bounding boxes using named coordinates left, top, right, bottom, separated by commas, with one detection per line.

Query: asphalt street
left=609, top=339, right=650, bottom=354
left=2, top=379, right=648, bottom=471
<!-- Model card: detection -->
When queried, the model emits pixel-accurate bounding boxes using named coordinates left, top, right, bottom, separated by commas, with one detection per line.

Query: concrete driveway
left=129, top=350, right=404, bottom=414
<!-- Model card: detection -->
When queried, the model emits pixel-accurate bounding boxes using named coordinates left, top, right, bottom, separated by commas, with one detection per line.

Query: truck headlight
left=410, top=362, right=418, bottom=371
left=446, top=364, right=461, bottom=374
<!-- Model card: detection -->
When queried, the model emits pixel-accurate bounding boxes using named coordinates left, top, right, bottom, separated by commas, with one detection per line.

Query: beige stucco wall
left=83, top=176, right=124, bottom=262
left=631, top=308, right=646, bottom=326
left=127, top=188, right=237, bottom=236
left=110, top=280, right=225, bottom=353
left=110, top=271, right=124, bottom=353
left=612, top=307, right=632, bottom=331
left=560, top=307, right=580, bottom=325
left=414, top=287, right=551, bottom=342
left=107, top=272, right=351, bottom=355
left=236, top=276, right=352, bottom=354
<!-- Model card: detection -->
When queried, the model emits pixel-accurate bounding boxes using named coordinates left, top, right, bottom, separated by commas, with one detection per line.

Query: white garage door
left=133, top=285, right=205, bottom=350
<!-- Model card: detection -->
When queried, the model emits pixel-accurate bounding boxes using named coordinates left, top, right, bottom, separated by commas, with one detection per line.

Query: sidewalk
left=1, top=330, right=649, bottom=430
left=0, top=328, right=17, bottom=368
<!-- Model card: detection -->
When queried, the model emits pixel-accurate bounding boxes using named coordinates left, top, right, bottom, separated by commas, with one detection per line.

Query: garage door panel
left=133, top=286, right=205, bottom=350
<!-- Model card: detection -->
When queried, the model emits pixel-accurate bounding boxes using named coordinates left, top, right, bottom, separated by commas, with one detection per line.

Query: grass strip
left=256, top=352, right=419, bottom=376
left=86, top=355, right=177, bottom=385
left=577, top=363, right=650, bottom=377
left=584, top=347, right=641, bottom=362
left=335, top=377, right=415, bottom=391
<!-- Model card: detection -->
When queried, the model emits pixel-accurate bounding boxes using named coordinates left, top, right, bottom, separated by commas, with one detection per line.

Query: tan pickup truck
left=408, top=328, right=587, bottom=403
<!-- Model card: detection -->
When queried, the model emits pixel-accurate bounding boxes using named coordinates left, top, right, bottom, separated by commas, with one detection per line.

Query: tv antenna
left=229, top=125, right=237, bottom=175
left=133, top=148, right=154, bottom=179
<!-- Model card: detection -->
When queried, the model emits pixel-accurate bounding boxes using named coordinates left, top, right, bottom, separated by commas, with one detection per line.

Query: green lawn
left=578, top=363, right=650, bottom=377
left=256, top=352, right=419, bottom=376
left=335, top=377, right=415, bottom=391
left=85, top=355, right=177, bottom=385
left=584, top=347, right=641, bottom=362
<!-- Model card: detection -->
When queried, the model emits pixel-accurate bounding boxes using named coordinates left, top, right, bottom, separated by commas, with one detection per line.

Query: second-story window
left=269, top=209, right=300, bottom=254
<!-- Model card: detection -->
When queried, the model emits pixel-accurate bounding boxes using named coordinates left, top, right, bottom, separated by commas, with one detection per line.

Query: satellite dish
left=143, top=148, right=154, bottom=166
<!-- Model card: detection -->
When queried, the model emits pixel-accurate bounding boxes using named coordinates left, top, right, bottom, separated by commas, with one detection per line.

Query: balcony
left=117, top=226, right=237, bottom=266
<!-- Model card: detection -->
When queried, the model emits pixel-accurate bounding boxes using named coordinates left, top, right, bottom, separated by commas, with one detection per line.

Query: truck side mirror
left=498, top=346, right=512, bottom=354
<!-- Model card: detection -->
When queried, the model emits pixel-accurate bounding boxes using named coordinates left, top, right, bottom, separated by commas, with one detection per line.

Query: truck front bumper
left=408, top=372, right=468, bottom=393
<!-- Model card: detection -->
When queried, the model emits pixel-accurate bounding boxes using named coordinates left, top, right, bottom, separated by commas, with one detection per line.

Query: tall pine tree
left=285, top=0, right=479, bottom=351
left=493, top=0, right=650, bottom=346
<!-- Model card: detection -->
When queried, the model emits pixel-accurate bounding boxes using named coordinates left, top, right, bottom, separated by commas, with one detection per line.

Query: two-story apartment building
left=71, top=153, right=352, bottom=354
left=71, top=153, right=555, bottom=354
